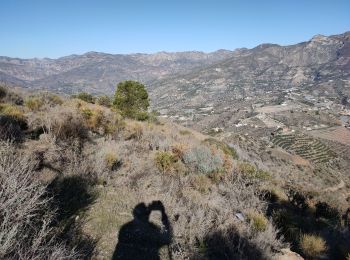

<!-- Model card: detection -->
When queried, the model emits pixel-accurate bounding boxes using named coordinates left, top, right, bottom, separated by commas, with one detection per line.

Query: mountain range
left=0, top=49, right=233, bottom=94
left=0, top=31, right=349, bottom=113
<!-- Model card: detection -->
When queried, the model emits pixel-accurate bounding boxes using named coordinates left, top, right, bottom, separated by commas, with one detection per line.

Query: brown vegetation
left=1, top=87, right=349, bottom=259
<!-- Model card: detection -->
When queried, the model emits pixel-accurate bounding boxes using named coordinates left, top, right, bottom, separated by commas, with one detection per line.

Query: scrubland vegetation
left=0, top=83, right=349, bottom=259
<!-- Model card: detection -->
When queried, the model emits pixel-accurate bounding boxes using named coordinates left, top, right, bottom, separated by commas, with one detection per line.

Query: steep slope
left=1, top=86, right=349, bottom=259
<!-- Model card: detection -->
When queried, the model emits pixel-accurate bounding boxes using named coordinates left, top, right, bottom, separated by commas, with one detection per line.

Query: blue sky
left=1, top=0, right=349, bottom=58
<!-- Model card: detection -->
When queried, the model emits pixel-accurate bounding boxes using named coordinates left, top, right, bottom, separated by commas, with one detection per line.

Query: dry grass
left=25, top=96, right=44, bottom=111
left=247, top=211, right=269, bottom=232
left=299, top=234, right=326, bottom=258
left=190, top=175, right=212, bottom=193
left=0, top=103, right=25, bottom=120
left=0, top=89, right=290, bottom=259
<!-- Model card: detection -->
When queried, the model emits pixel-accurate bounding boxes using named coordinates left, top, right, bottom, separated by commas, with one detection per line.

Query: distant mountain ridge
left=0, top=31, right=349, bottom=107
left=0, top=49, right=234, bottom=94
left=150, top=31, right=350, bottom=116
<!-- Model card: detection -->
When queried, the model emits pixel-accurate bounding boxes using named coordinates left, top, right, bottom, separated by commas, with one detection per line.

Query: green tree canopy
left=113, top=80, right=149, bottom=120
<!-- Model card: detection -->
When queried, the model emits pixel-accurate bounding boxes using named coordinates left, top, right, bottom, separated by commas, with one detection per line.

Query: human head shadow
left=112, top=201, right=173, bottom=260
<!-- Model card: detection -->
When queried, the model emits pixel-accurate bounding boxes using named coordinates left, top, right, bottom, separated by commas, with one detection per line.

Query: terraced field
left=272, top=133, right=337, bottom=163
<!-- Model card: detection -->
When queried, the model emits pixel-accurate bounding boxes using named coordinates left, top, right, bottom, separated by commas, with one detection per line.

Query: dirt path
left=324, top=180, right=345, bottom=192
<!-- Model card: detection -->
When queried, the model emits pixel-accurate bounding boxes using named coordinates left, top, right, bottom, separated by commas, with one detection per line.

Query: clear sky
left=1, top=0, right=349, bottom=58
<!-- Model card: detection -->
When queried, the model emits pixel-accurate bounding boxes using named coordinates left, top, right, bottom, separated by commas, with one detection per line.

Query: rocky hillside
left=0, top=50, right=233, bottom=94
left=151, top=31, right=350, bottom=116
left=1, top=32, right=349, bottom=118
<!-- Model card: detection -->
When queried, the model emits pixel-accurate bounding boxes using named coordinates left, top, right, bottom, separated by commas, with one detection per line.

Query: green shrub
left=255, top=170, right=272, bottom=180
left=203, top=138, right=238, bottom=159
left=113, top=80, right=149, bottom=120
left=236, top=162, right=271, bottom=180
left=300, top=234, right=326, bottom=258
left=72, top=92, right=95, bottom=103
left=155, top=151, right=177, bottom=173
left=183, top=145, right=223, bottom=174
left=237, top=162, right=256, bottom=176
left=135, top=111, right=149, bottom=121
left=81, top=108, right=94, bottom=119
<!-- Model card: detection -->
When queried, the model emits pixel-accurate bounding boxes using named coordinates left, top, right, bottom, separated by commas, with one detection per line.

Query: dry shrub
left=87, top=138, right=122, bottom=180
left=44, top=93, right=64, bottom=106
left=179, top=129, right=191, bottom=135
left=79, top=105, right=124, bottom=136
left=25, top=96, right=44, bottom=111
left=171, top=143, right=189, bottom=160
left=299, top=234, right=326, bottom=258
left=0, top=85, right=7, bottom=100
left=0, top=104, right=27, bottom=142
left=81, top=107, right=102, bottom=131
left=44, top=106, right=88, bottom=142
left=198, top=222, right=283, bottom=260
left=25, top=93, right=63, bottom=112
left=105, top=152, right=119, bottom=170
left=190, top=175, right=212, bottom=193
left=125, top=172, right=285, bottom=259
left=265, top=186, right=289, bottom=203
left=103, top=112, right=125, bottom=136
left=0, top=115, right=25, bottom=142
left=142, top=125, right=172, bottom=151
left=0, top=141, right=77, bottom=259
left=96, top=95, right=112, bottom=107
left=0, top=86, right=23, bottom=105
left=125, top=122, right=143, bottom=140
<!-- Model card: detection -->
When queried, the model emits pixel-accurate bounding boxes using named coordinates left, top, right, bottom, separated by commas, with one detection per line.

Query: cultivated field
left=272, top=133, right=337, bottom=164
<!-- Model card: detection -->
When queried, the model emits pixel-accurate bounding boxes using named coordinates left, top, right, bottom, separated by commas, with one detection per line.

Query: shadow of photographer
left=112, top=200, right=173, bottom=260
